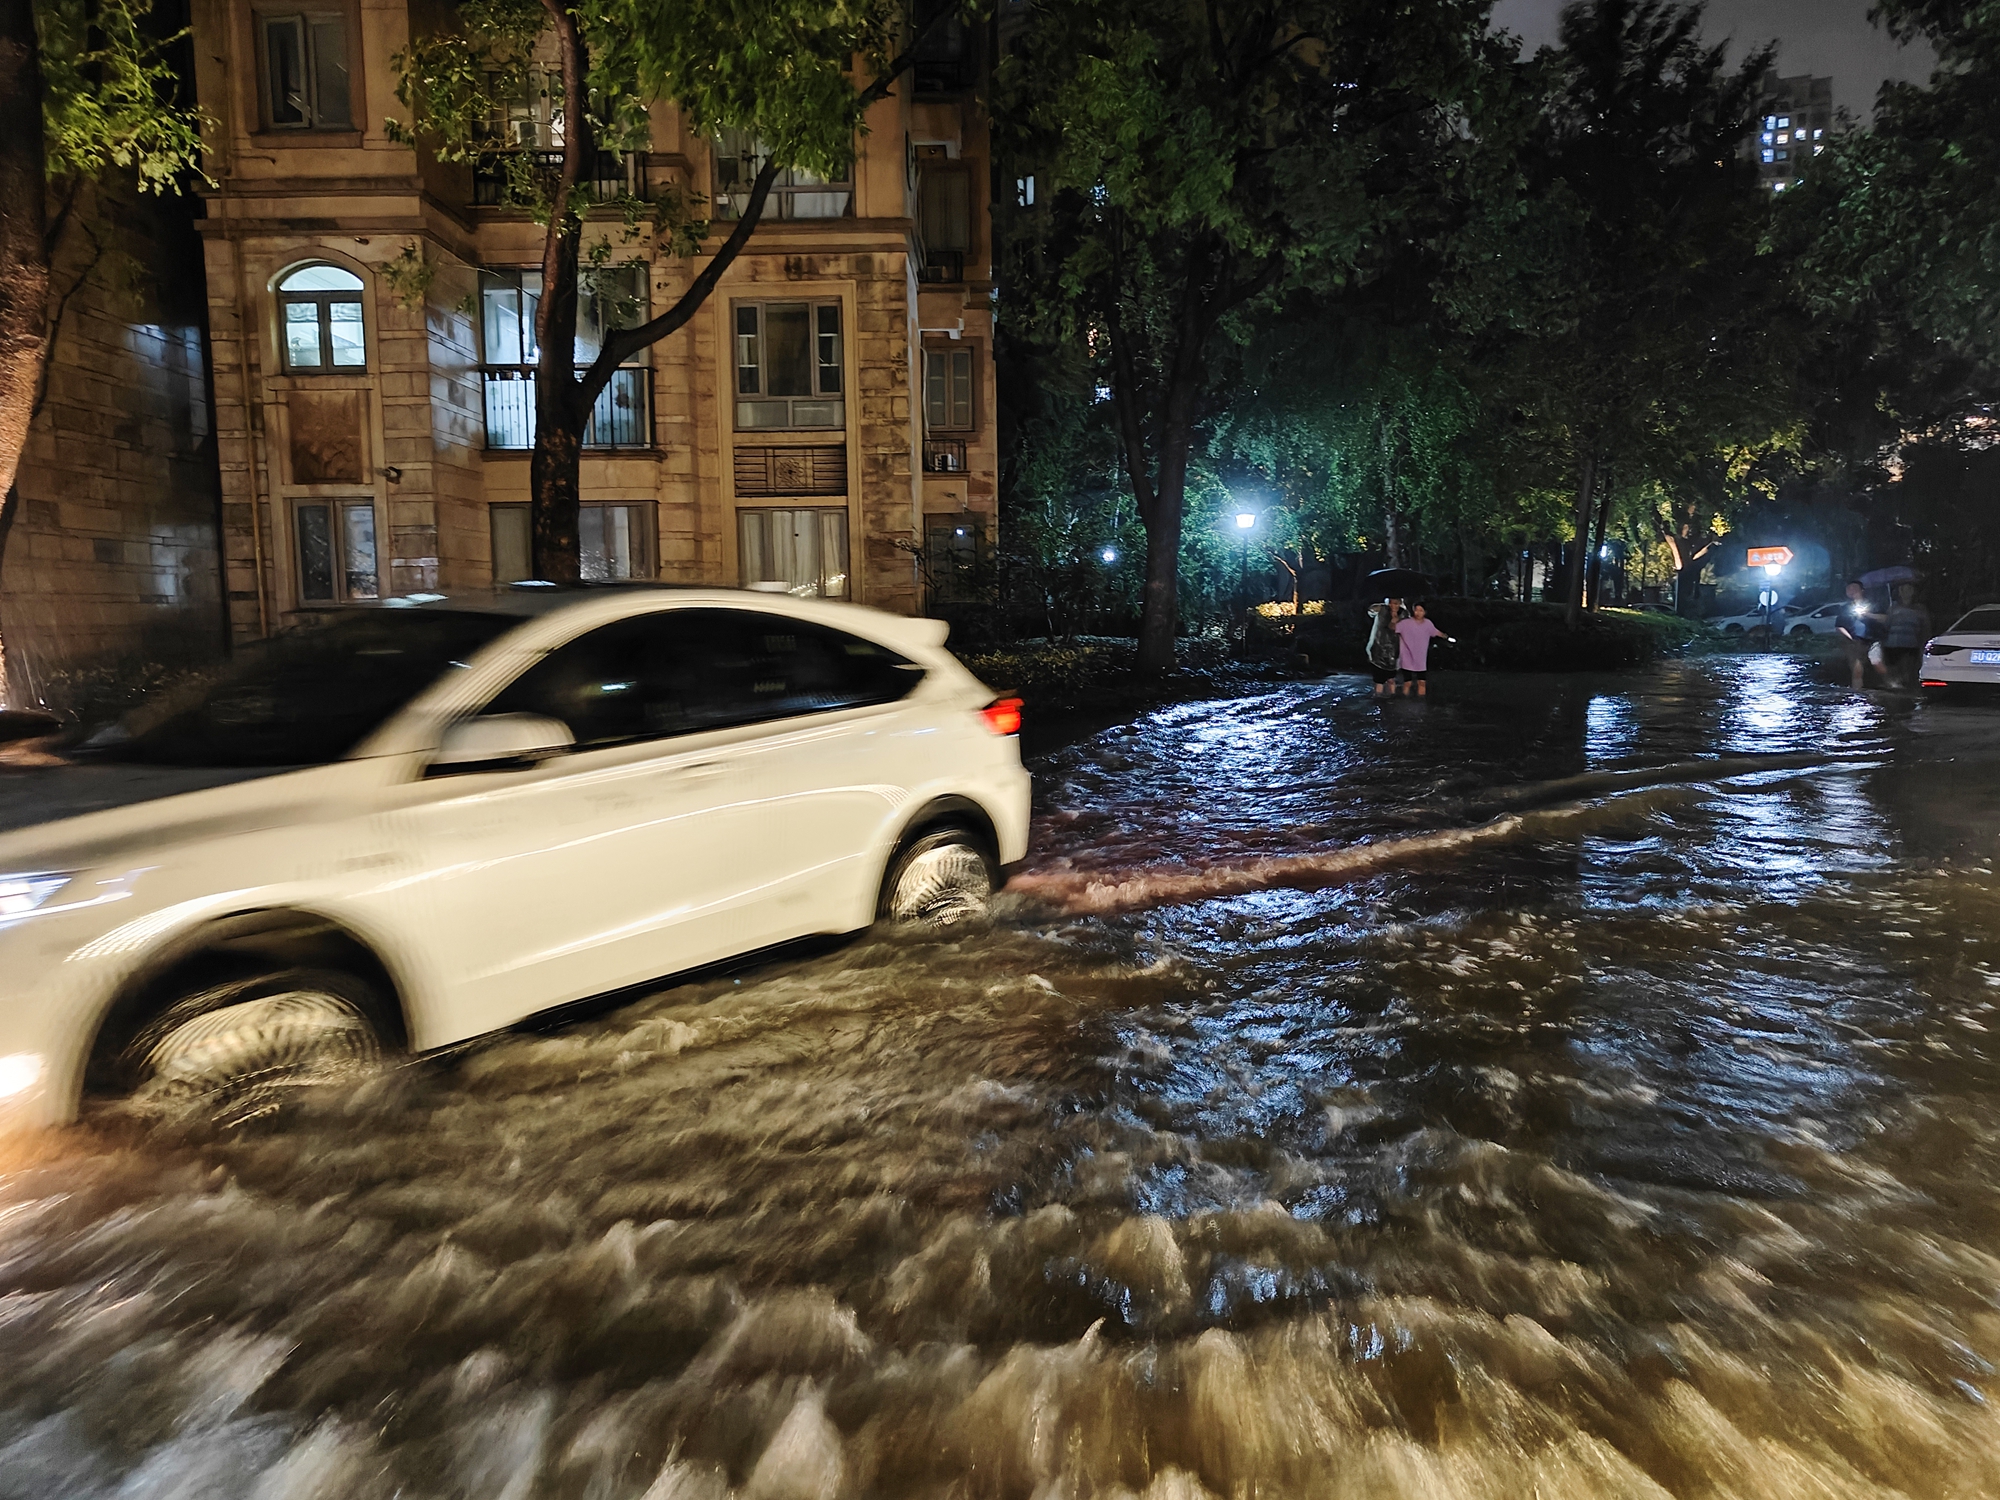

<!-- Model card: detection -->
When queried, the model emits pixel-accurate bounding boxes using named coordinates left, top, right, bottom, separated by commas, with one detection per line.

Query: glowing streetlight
left=1100, top=547, right=1118, bottom=564
left=1235, top=512, right=1257, bottom=530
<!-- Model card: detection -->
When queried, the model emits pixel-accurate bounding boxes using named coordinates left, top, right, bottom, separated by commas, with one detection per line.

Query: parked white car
left=1920, top=603, right=2000, bottom=691
left=0, top=589, right=1031, bottom=1128
left=1782, top=601, right=1861, bottom=637
left=1708, top=603, right=1808, bottom=634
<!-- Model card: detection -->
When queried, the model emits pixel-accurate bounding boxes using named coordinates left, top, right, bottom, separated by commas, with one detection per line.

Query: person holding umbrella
left=1366, top=597, right=1403, bottom=693
left=1365, top=569, right=1427, bottom=696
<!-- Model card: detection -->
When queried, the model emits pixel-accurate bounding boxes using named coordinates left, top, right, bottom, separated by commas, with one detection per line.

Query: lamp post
left=1759, top=562, right=1783, bottom=650
left=1234, top=511, right=1257, bottom=627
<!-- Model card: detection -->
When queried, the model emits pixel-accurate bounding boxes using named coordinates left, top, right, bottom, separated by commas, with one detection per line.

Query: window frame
left=923, top=344, right=977, bottom=433
left=276, top=263, right=367, bottom=373
left=713, top=130, right=854, bottom=221
left=737, top=505, right=852, bottom=599
left=293, top=496, right=380, bottom=605
left=480, top=268, right=653, bottom=450
left=732, top=299, right=846, bottom=432
left=255, top=7, right=354, bottom=132
left=489, top=501, right=656, bottom=583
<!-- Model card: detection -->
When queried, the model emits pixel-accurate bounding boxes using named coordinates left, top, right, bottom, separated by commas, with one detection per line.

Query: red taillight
left=981, top=697, right=1023, bottom=735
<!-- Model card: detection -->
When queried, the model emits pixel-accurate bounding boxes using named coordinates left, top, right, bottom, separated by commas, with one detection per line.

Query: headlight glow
left=0, top=1054, right=44, bottom=1098
left=0, top=874, right=74, bottom=917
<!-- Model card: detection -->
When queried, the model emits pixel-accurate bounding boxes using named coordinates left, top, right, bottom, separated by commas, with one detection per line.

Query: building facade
left=1, top=171, right=227, bottom=710
left=188, top=0, right=997, bottom=643
left=1749, top=73, right=1835, bottom=193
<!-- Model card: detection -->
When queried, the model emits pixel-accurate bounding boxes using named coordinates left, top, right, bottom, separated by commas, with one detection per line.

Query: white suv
left=0, top=589, right=1030, bottom=1128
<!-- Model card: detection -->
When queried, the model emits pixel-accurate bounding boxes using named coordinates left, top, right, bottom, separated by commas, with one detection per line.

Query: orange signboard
left=1747, top=546, right=1794, bottom=568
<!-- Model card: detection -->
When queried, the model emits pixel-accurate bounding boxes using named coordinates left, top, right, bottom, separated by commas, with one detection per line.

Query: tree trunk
left=1134, top=419, right=1191, bottom=676
left=1585, top=472, right=1613, bottom=610
left=0, top=0, right=49, bottom=706
left=1563, top=453, right=1596, bottom=628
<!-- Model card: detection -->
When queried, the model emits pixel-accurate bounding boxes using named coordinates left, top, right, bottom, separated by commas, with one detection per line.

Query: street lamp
left=1100, top=547, right=1118, bottom=564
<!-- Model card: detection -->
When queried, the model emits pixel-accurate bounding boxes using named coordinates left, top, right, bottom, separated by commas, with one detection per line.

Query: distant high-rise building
left=1748, top=73, right=1835, bottom=193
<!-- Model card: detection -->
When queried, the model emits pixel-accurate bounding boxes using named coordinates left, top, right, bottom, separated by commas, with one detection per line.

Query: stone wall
left=1, top=178, right=226, bottom=712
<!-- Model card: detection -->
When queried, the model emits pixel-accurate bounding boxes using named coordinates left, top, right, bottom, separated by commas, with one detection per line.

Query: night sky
left=1490, top=0, right=1937, bottom=116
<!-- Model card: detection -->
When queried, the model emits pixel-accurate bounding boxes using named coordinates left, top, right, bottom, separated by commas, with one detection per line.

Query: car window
left=81, top=611, right=518, bottom=767
left=1949, top=608, right=2000, bottom=634
left=481, top=608, right=920, bottom=752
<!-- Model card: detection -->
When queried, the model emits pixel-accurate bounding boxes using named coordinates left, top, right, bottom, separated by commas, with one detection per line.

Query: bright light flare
left=0, top=874, right=70, bottom=918
left=1101, top=548, right=1118, bottom=564
left=1234, top=513, right=1256, bottom=530
left=0, top=1054, right=44, bottom=1099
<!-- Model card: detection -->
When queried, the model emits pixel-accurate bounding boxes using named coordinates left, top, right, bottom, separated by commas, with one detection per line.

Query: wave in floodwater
left=4, top=660, right=2000, bottom=1498
left=1014, top=750, right=1877, bottom=915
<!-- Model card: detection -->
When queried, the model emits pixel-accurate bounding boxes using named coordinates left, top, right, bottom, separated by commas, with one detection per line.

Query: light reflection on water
left=5, top=659, right=2000, bottom=1497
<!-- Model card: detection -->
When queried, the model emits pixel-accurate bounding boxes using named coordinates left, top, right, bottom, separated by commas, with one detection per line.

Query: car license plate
left=1971, top=651, right=2000, bottom=664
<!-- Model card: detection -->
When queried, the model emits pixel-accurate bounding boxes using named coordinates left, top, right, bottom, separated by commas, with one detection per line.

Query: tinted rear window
left=84, top=611, right=518, bottom=767
left=1950, top=609, right=2000, bottom=635
left=483, top=608, right=922, bottom=751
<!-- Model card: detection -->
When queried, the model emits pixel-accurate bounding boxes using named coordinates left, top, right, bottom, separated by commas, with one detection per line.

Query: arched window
left=277, top=264, right=365, bottom=371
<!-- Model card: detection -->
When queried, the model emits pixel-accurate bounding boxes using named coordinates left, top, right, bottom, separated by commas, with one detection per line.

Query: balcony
left=474, top=150, right=657, bottom=207
left=917, top=249, right=965, bottom=284
left=483, top=367, right=651, bottom=450
left=923, top=437, right=968, bottom=474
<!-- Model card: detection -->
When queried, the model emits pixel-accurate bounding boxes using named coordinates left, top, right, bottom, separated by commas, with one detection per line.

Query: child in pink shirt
left=1392, top=604, right=1450, bottom=696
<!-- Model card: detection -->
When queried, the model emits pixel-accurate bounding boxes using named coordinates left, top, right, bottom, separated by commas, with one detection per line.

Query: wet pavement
left=7, top=656, right=2000, bottom=1497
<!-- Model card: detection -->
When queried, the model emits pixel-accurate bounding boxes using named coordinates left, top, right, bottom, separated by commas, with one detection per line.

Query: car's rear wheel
left=879, top=826, right=996, bottom=928
left=1790, top=624, right=1814, bottom=637
left=120, top=968, right=386, bottom=1124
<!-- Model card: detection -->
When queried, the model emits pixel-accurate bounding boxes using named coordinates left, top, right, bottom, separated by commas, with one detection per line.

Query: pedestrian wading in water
left=1366, top=597, right=1404, bottom=695
left=1393, top=603, right=1452, bottom=696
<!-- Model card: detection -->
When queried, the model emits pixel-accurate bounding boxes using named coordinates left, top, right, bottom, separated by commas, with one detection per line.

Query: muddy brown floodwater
left=7, top=656, right=2000, bottom=1498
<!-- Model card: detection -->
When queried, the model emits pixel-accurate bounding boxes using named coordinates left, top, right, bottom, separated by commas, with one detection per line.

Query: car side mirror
left=428, top=713, right=575, bottom=775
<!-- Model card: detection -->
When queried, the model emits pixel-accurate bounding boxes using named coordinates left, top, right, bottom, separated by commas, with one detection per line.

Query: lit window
left=479, top=268, right=649, bottom=449
left=1814, top=145, right=1824, bottom=156
left=733, top=300, right=844, bottom=430
left=1775, top=149, right=1788, bottom=161
left=1773, top=181, right=1788, bottom=192
left=1764, top=115, right=1776, bottom=129
left=714, top=130, right=852, bottom=220
left=277, top=263, right=365, bottom=371
left=259, top=11, right=351, bottom=130
left=1016, top=175, right=1035, bottom=208
left=1776, top=132, right=1789, bottom=144
left=738, top=508, right=850, bottom=597
left=1762, top=149, right=1775, bottom=163
left=1778, top=116, right=1790, bottom=128
left=1761, top=132, right=1773, bottom=145
left=489, top=503, right=654, bottom=583
left=295, top=498, right=377, bottom=602
left=1814, top=129, right=1823, bottom=139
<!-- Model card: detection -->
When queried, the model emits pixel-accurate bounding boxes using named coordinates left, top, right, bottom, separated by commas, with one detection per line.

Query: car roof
left=365, top=583, right=955, bottom=652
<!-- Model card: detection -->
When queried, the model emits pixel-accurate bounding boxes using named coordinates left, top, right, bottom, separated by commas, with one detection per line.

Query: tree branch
left=855, top=0, right=961, bottom=110
left=588, top=157, right=779, bottom=392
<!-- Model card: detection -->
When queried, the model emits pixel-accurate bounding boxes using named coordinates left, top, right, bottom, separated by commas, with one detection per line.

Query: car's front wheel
left=1790, top=624, right=1814, bottom=637
left=879, top=826, right=996, bottom=928
left=119, top=968, right=387, bottom=1124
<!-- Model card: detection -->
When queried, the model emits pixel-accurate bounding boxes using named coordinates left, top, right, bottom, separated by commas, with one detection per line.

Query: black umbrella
left=1366, top=568, right=1431, bottom=598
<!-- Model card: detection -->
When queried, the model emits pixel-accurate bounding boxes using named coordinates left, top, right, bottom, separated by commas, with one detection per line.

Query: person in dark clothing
left=1366, top=598, right=1403, bottom=695
left=1836, top=579, right=1876, bottom=690
left=1882, top=583, right=1931, bottom=689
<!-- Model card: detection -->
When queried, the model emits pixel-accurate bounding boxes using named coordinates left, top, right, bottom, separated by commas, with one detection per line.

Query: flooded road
left=8, top=656, right=2000, bottom=1498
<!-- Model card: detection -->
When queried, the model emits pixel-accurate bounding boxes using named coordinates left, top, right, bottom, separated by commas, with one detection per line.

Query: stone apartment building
left=189, top=0, right=997, bottom=641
